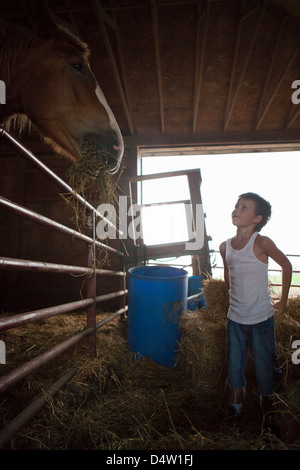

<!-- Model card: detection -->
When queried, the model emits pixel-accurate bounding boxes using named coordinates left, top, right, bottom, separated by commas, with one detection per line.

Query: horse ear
left=28, top=0, right=60, bottom=38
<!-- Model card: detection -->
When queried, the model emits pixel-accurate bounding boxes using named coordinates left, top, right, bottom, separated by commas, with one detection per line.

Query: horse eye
left=71, top=62, right=85, bottom=73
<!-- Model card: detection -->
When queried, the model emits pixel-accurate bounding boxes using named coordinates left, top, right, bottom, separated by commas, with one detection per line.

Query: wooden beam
left=255, top=45, right=300, bottom=129
left=111, top=9, right=134, bottom=132
left=193, top=0, right=209, bottom=133
left=224, top=2, right=267, bottom=131
left=3, top=129, right=300, bottom=157
left=124, top=129, right=300, bottom=150
left=151, top=0, right=165, bottom=134
left=63, top=0, right=80, bottom=36
left=126, top=168, right=202, bottom=183
left=254, top=15, right=290, bottom=130
left=53, top=3, right=117, bottom=30
left=102, top=1, right=201, bottom=11
left=144, top=242, right=202, bottom=259
left=92, top=0, right=134, bottom=135
left=286, top=107, right=300, bottom=129
left=224, top=10, right=244, bottom=131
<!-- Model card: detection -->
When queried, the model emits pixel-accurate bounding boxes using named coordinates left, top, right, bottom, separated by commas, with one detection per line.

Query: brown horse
left=0, top=8, right=123, bottom=174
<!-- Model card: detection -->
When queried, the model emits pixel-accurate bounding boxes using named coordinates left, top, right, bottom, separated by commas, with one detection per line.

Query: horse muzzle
left=81, top=131, right=124, bottom=175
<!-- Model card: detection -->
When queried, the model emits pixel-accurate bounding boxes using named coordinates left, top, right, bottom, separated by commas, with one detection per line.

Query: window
left=140, top=174, right=191, bottom=245
left=138, top=150, right=300, bottom=286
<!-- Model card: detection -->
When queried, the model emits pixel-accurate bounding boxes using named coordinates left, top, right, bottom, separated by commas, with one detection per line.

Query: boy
left=219, top=192, right=292, bottom=421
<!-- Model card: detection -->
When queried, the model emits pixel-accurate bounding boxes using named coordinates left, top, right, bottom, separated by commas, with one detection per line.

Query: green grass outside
left=269, top=273, right=300, bottom=297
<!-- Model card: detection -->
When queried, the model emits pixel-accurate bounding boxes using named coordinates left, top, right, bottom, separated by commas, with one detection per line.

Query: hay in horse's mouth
left=64, top=136, right=119, bottom=238
left=76, top=136, right=114, bottom=177
left=81, top=135, right=120, bottom=175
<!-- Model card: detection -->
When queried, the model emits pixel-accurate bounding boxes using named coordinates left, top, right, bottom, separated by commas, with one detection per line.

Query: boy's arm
left=219, top=242, right=230, bottom=289
left=260, top=237, right=292, bottom=318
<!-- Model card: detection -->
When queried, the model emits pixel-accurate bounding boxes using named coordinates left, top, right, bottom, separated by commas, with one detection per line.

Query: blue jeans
left=226, top=317, right=278, bottom=397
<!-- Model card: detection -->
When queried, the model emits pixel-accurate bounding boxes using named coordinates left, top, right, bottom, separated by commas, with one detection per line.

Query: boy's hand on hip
left=272, top=300, right=285, bottom=319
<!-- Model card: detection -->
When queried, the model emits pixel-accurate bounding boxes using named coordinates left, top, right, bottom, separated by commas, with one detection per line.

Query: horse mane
left=3, top=114, right=33, bottom=136
left=0, top=21, right=90, bottom=135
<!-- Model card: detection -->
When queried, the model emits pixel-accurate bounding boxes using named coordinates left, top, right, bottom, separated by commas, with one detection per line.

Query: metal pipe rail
left=0, top=128, right=128, bottom=446
left=0, top=256, right=125, bottom=276
left=0, top=128, right=127, bottom=344
left=0, top=305, right=128, bottom=449
left=0, top=290, right=128, bottom=332
left=211, top=250, right=300, bottom=290
left=0, top=127, right=124, bottom=242
left=0, top=306, right=128, bottom=394
left=0, top=367, right=77, bottom=450
left=0, top=195, right=121, bottom=255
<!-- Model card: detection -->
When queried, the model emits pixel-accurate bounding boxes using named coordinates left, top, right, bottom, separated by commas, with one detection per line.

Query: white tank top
left=226, top=232, right=274, bottom=324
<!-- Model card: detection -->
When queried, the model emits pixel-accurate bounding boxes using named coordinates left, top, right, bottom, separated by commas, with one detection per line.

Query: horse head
left=0, top=3, right=123, bottom=174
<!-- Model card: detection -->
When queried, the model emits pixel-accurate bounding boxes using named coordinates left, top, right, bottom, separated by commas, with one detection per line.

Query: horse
left=0, top=6, right=123, bottom=174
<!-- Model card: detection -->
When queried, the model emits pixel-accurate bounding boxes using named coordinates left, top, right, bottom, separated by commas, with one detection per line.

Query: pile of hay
left=284, top=296, right=300, bottom=322
left=201, top=277, right=229, bottom=319
left=177, top=312, right=227, bottom=392
left=179, top=279, right=300, bottom=390
left=177, top=278, right=228, bottom=391
left=1, top=281, right=300, bottom=450
left=0, top=312, right=195, bottom=450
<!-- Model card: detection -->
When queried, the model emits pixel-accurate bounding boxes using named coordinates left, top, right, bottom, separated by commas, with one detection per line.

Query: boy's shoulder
left=219, top=240, right=226, bottom=256
left=219, top=236, right=232, bottom=250
left=254, top=233, right=280, bottom=256
left=255, top=233, right=274, bottom=248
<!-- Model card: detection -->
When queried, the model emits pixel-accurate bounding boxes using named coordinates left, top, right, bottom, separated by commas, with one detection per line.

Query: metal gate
left=0, top=127, right=127, bottom=448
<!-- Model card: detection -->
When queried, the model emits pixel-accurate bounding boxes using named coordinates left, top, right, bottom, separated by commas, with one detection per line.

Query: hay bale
left=284, top=297, right=300, bottom=322
left=178, top=279, right=228, bottom=390
left=201, top=278, right=229, bottom=319
left=178, top=310, right=227, bottom=391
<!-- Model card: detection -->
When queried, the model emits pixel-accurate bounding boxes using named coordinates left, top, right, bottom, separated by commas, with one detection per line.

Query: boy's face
left=232, top=198, right=262, bottom=229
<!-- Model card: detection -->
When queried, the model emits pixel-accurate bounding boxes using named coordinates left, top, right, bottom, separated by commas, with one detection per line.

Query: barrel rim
left=128, top=265, right=188, bottom=281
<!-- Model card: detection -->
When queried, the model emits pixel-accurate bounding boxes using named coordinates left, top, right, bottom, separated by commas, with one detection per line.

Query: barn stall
left=1, top=0, right=300, bottom=451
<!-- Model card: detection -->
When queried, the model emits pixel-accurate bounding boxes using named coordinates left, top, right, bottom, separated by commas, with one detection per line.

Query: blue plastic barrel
left=188, top=275, right=202, bottom=296
left=128, top=266, right=188, bottom=367
left=187, top=275, right=206, bottom=311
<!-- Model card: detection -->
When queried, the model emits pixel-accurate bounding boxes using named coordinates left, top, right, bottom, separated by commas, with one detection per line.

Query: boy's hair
left=239, top=192, right=272, bottom=232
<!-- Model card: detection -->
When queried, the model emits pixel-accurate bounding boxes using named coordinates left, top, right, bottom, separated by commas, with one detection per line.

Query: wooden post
left=86, top=208, right=96, bottom=354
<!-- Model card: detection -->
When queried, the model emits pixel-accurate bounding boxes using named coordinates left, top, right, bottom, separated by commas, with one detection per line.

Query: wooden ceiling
left=2, top=0, right=300, bottom=152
